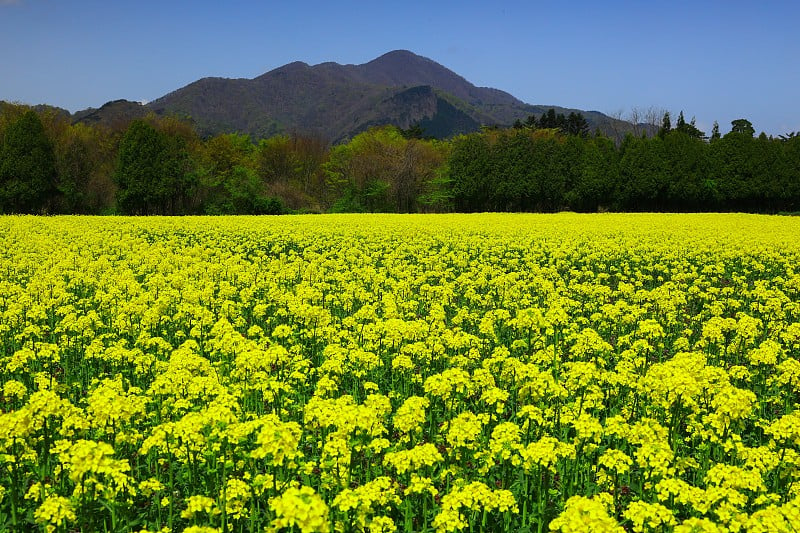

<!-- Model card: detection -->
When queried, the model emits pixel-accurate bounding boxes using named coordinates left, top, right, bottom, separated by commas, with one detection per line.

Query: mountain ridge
left=64, top=50, right=638, bottom=142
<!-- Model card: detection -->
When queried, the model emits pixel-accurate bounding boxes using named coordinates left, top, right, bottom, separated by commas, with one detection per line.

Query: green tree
left=730, top=119, right=755, bottom=137
left=527, top=129, right=567, bottom=211
left=399, top=124, right=427, bottom=139
left=616, top=134, right=669, bottom=210
left=0, top=110, right=58, bottom=213
left=779, top=135, right=800, bottom=211
left=291, top=134, right=328, bottom=199
left=114, top=120, right=163, bottom=214
left=199, top=133, right=281, bottom=214
left=254, top=133, right=328, bottom=210
left=751, top=133, right=791, bottom=211
left=256, top=135, right=295, bottom=186
left=399, top=138, right=448, bottom=212
left=565, top=112, right=590, bottom=137
left=674, top=111, right=705, bottom=140
left=114, top=119, right=193, bottom=215
left=322, top=126, right=441, bottom=213
left=53, top=123, right=94, bottom=213
left=209, top=165, right=282, bottom=215
left=675, top=111, right=686, bottom=131
left=710, top=121, right=721, bottom=142
left=490, top=130, right=535, bottom=210
left=709, top=128, right=758, bottom=209
left=449, top=133, right=493, bottom=211
left=565, top=135, right=618, bottom=212
left=416, top=147, right=453, bottom=213
left=658, top=111, right=671, bottom=138
left=663, top=130, right=710, bottom=209
left=538, top=109, right=569, bottom=131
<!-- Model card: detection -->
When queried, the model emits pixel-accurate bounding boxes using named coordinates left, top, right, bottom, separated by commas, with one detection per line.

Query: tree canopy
left=0, top=110, right=57, bottom=213
left=1, top=103, right=798, bottom=215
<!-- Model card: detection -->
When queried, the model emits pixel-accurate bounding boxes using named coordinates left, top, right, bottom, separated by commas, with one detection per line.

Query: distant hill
left=71, top=99, right=150, bottom=129
left=63, top=50, right=643, bottom=142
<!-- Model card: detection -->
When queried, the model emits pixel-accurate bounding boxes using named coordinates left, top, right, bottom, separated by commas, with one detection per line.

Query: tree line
left=1, top=102, right=798, bottom=215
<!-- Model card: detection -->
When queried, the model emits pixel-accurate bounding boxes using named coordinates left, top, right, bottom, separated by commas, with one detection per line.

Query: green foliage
left=53, top=123, right=93, bottom=213
left=199, top=133, right=287, bottom=215
left=730, top=119, right=756, bottom=137
left=416, top=160, right=454, bottom=212
left=253, top=133, right=327, bottom=211
left=539, top=108, right=561, bottom=129
left=710, top=129, right=758, bottom=209
left=1, top=103, right=799, bottom=215
left=674, top=111, right=705, bottom=140
left=616, top=135, right=669, bottom=210
left=256, top=135, right=296, bottom=184
left=323, top=126, right=445, bottom=213
left=516, top=109, right=589, bottom=138
left=658, top=112, right=672, bottom=138
left=399, top=124, right=428, bottom=140
left=564, top=135, right=616, bottom=211
left=0, top=110, right=57, bottom=213
left=565, top=112, right=590, bottom=137
left=114, top=119, right=195, bottom=215
left=203, top=165, right=285, bottom=215
left=710, top=121, right=721, bottom=142
left=449, top=133, right=493, bottom=211
left=663, top=130, right=712, bottom=209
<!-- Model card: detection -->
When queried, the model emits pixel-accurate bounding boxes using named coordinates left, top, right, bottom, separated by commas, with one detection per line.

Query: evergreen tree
left=710, top=121, right=721, bottom=142
left=566, top=112, right=590, bottom=137
left=54, top=124, right=93, bottom=213
left=540, top=109, right=558, bottom=129
left=114, top=120, right=164, bottom=214
left=674, top=111, right=706, bottom=140
left=400, top=124, right=427, bottom=139
left=658, top=111, right=671, bottom=138
left=675, top=111, right=687, bottom=131
left=114, top=119, right=192, bottom=215
left=0, top=110, right=57, bottom=213
left=616, top=135, right=669, bottom=210
left=449, top=133, right=492, bottom=211
left=730, top=119, right=756, bottom=137
left=555, top=112, right=567, bottom=131
left=490, top=131, right=535, bottom=210
left=663, top=128, right=710, bottom=209
left=712, top=127, right=758, bottom=209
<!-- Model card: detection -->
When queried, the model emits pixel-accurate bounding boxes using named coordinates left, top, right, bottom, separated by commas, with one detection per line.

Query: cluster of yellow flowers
left=0, top=213, right=799, bottom=532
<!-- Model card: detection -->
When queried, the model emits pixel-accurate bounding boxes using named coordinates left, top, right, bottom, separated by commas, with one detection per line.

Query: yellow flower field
left=1, top=213, right=799, bottom=533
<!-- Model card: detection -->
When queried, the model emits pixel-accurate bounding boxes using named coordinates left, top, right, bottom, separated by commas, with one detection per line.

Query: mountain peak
left=268, top=61, right=310, bottom=75
left=80, top=50, right=625, bottom=142
left=370, top=49, right=429, bottom=63
left=380, top=49, right=419, bottom=57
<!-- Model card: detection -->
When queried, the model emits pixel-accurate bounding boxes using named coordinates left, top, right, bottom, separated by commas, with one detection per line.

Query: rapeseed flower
left=181, top=494, right=219, bottom=519
left=623, top=500, right=676, bottom=532
left=384, top=443, right=443, bottom=474
left=268, top=485, right=330, bottom=533
left=2, top=214, right=800, bottom=531
left=33, top=495, right=76, bottom=533
left=549, top=495, right=624, bottom=532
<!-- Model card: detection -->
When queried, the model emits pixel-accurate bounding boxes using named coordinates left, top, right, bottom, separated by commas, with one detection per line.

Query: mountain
left=73, top=50, right=638, bottom=142
left=72, top=99, right=151, bottom=129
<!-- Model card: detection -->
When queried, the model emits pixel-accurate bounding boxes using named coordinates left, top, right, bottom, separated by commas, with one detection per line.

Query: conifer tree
left=658, top=111, right=671, bottom=138
left=0, top=110, right=57, bottom=213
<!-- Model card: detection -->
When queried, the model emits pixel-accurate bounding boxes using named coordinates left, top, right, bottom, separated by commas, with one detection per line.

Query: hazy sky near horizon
left=2, top=0, right=798, bottom=136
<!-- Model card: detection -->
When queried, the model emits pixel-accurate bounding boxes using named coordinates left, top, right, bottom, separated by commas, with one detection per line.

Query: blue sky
left=2, top=0, right=798, bottom=136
